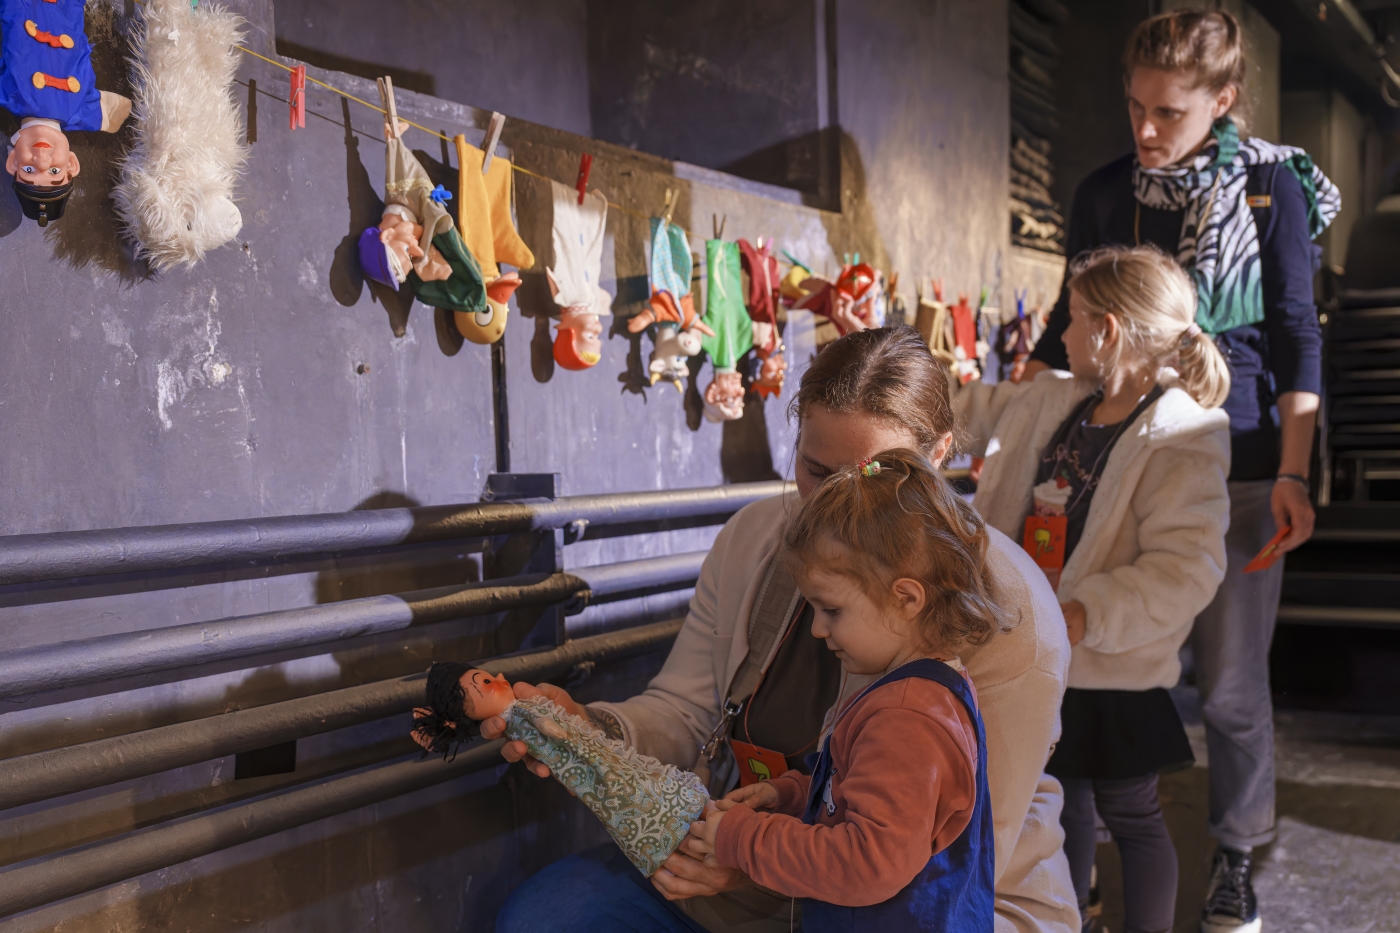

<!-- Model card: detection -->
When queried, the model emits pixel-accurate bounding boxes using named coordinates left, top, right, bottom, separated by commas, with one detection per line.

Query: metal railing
left=0, top=480, right=790, bottom=919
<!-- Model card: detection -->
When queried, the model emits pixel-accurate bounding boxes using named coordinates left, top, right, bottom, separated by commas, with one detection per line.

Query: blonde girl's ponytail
left=1176, top=322, right=1231, bottom=409
left=1067, top=246, right=1232, bottom=409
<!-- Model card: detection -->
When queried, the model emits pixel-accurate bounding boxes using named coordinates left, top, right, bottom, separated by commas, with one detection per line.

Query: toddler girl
left=958, top=245, right=1232, bottom=933
left=687, top=449, right=1012, bottom=931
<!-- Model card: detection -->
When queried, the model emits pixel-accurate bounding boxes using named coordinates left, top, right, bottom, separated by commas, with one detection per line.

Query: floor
left=1091, top=693, right=1400, bottom=933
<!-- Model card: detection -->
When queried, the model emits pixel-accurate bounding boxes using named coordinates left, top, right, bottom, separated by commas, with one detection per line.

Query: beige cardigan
left=959, top=369, right=1231, bottom=690
left=594, top=492, right=1079, bottom=933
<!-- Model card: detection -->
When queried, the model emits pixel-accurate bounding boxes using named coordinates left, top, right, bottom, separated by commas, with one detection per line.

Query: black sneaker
left=1201, top=847, right=1261, bottom=933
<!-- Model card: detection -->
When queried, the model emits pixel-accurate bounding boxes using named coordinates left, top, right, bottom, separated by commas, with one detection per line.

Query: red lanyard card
left=729, top=739, right=790, bottom=787
left=1023, top=514, right=1067, bottom=592
left=1243, top=526, right=1290, bottom=573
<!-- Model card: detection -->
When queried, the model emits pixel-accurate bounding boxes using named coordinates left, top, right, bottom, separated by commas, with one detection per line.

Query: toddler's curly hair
left=785, top=448, right=1016, bottom=653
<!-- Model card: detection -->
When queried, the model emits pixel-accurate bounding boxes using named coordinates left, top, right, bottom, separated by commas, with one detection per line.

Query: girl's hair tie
left=1180, top=322, right=1203, bottom=347
left=858, top=458, right=881, bottom=477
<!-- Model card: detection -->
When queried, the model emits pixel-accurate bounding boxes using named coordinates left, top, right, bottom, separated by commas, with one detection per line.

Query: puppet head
left=452, top=273, right=516, bottom=345
left=414, top=662, right=517, bottom=759
left=702, top=370, right=745, bottom=422
left=648, top=322, right=701, bottom=389
left=7, top=124, right=79, bottom=227
left=378, top=213, right=423, bottom=283
left=753, top=351, right=786, bottom=399
left=554, top=305, right=604, bottom=370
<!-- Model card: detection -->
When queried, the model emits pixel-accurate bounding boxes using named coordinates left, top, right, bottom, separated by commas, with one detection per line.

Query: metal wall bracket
left=482, top=473, right=565, bottom=651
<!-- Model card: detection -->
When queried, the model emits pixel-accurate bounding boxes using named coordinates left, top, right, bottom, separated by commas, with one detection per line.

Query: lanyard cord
left=1047, top=385, right=1164, bottom=517
left=738, top=598, right=823, bottom=758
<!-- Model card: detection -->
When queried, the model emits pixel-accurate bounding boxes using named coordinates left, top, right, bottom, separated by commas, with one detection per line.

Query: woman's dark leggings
left=1060, top=774, right=1177, bottom=933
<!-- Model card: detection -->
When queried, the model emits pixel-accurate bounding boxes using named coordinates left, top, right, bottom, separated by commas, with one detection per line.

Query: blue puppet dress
left=0, top=0, right=104, bottom=130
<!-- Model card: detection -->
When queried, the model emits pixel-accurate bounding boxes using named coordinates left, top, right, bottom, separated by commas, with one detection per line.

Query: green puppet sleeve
left=409, top=228, right=487, bottom=314
left=700, top=240, right=753, bottom=371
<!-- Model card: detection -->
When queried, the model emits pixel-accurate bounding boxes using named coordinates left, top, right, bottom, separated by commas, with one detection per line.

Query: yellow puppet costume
left=452, top=135, right=536, bottom=345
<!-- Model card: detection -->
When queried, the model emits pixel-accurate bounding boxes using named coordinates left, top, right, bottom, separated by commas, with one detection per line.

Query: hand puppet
left=3, top=0, right=134, bottom=226
left=737, top=237, right=786, bottom=398
left=545, top=178, right=610, bottom=370
left=451, top=133, right=534, bottom=347
left=699, top=238, right=751, bottom=421
left=415, top=662, right=709, bottom=878
left=632, top=216, right=713, bottom=389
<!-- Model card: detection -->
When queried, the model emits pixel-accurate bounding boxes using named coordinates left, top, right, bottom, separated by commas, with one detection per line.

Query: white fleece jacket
left=593, top=492, right=1079, bottom=933
left=957, top=370, right=1231, bottom=690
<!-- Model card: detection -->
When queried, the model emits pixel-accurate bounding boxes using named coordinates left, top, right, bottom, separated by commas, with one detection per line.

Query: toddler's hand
left=720, top=781, right=780, bottom=812
left=687, top=803, right=725, bottom=856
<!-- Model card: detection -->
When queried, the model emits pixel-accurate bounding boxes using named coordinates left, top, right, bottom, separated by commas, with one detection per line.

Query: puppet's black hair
left=414, top=661, right=483, bottom=761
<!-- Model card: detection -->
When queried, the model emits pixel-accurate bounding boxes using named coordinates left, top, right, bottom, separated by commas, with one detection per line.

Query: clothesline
left=236, top=44, right=696, bottom=239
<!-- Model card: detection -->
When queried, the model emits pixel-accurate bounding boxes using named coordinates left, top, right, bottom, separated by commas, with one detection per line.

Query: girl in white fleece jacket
left=957, top=246, right=1231, bottom=933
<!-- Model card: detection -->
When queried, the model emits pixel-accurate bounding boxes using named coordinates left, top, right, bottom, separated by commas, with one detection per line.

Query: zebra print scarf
left=1132, top=119, right=1341, bottom=334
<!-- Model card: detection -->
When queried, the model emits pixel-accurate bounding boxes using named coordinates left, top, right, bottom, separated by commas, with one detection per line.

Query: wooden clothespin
left=662, top=188, right=676, bottom=225
left=712, top=214, right=726, bottom=240
left=576, top=152, right=593, bottom=205
left=289, top=65, right=306, bottom=130
left=377, top=76, right=401, bottom=139
left=481, top=111, right=505, bottom=174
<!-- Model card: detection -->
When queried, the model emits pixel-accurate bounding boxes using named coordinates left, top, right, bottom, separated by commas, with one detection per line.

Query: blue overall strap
left=800, top=658, right=996, bottom=933
left=0, top=0, right=103, bottom=130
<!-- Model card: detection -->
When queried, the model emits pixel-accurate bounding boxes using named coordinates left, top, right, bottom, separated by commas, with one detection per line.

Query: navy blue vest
left=800, top=658, right=995, bottom=932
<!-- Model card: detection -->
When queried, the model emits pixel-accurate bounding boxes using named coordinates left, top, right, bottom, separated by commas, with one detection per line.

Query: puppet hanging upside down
left=413, top=663, right=710, bottom=877
left=2, top=0, right=133, bottom=225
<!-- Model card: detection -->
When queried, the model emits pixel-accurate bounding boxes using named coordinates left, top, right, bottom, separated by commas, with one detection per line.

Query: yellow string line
left=236, top=45, right=690, bottom=237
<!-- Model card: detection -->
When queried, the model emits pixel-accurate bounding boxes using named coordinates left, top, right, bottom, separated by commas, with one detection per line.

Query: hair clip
left=429, top=184, right=453, bottom=205
left=858, top=459, right=881, bottom=477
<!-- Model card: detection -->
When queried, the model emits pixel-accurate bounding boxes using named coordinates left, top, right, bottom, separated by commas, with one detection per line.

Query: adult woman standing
left=1022, top=12, right=1340, bottom=933
left=490, top=327, right=1079, bottom=933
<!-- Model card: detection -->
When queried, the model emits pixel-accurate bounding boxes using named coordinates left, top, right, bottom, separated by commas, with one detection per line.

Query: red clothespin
left=932, top=277, right=944, bottom=303
left=576, top=152, right=593, bottom=205
left=289, top=65, right=306, bottom=130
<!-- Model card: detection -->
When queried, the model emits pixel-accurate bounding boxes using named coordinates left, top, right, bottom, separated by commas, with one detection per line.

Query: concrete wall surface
left=0, top=0, right=1010, bottom=929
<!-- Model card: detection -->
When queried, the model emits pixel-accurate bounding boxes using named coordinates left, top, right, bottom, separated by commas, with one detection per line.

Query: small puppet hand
left=416, top=245, right=452, bottom=282
left=829, top=292, right=867, bottom=335
left=720, top=780, right=779, bottom=812
left=480, top=682, right=588, bottom=779
left=1061, top=600, right=1086, bottom=647
left=410, top=707, right=436, bottom=750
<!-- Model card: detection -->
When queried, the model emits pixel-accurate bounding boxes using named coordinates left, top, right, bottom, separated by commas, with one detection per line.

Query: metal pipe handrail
left=0, top=481, right=786, bottom=587
left=0, top=619, right=683, bottom=813
left=0, top=553, right=705, bottom=700
left=0, top=744, right=506, bottom=920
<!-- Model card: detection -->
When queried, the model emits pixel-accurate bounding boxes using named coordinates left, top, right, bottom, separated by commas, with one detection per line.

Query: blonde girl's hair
left=1068, top=246, right=1231, bottom=409
left=785, top=448, right=1017, bottom=654
left=1124, top=9, right=1250, bottom=135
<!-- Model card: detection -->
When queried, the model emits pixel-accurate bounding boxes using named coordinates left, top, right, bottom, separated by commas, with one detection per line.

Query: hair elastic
left=858, top=459, right=881, bottom=477
left=1180, top=322, right=1203, bottom=347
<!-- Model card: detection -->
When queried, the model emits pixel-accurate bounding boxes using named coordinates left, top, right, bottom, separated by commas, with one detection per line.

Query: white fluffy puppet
left=113, top=0, right=247, bottom=271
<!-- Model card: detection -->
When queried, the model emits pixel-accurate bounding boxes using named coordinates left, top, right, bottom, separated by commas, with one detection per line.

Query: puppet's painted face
left=459, top=669, right=515, bottom=720
left=455, top=300, right=508, bottom=345
left=560, top=307, right=603, bottom=364
left=6, top=124, right=80, bottom=186
left=703, top=370, right=745, bottom=421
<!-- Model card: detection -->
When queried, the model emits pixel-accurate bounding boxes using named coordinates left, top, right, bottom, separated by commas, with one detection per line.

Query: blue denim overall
left=800, top=658, right=995, bottom=932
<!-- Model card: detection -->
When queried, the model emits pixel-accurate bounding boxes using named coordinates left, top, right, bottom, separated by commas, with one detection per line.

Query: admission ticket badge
left=1023, top=514, right=1068, bottom=592
left=729, top=739, right=790, bottom=787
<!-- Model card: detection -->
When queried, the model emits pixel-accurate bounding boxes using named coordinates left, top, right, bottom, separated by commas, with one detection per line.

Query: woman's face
left=1126, top=66, right=1237, bottom=168
left=795, top=405, right=951, bottom=499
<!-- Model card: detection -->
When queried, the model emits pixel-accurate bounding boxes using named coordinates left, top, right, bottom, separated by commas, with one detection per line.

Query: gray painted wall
left=0, top=0, right=1010, bottom=929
